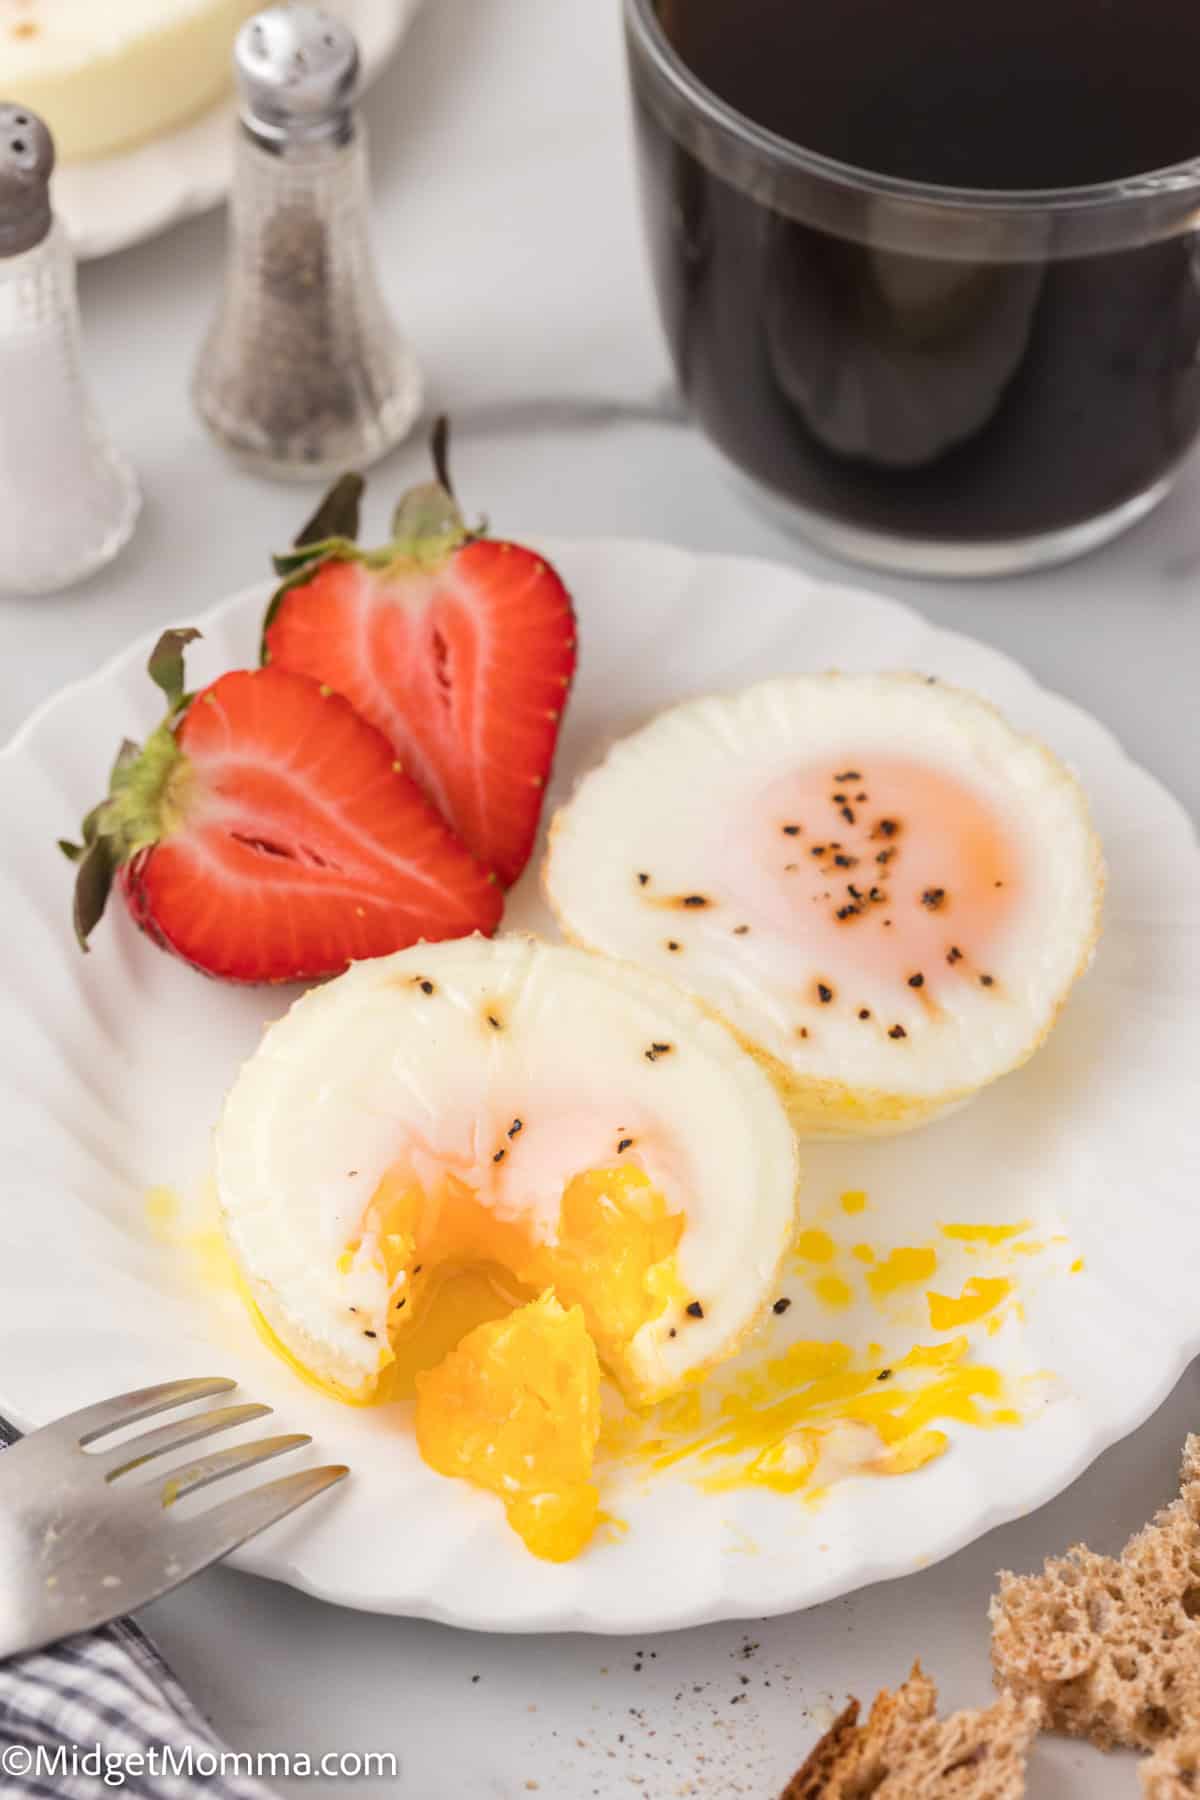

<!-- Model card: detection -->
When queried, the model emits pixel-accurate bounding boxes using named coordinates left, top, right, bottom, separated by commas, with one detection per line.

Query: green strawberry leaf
left=270, top=534, right=361, bottom=582
left=147, top=628, right=202, bottom=716
left=59, top=795, right=111, bottom=862
left=62, top=655, right=194, bottom=951
left=71, top=836, right=116, bottom=952
left=109, top=738, right=140, bottom=785
left=289, top=472, right=365, bottom=558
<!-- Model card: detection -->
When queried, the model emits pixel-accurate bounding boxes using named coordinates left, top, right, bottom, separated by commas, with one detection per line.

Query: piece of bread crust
left=1140, top=1735, right=1200, bottom=1798
left=991, top=1434, right=1200, bottom=1753
left=780, top=1662, right=1041, bottom=1797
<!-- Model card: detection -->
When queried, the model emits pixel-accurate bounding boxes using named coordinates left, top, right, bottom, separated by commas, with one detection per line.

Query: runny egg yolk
left=353, top=1163, right=684, bottom=1560
left=416, top=1294, right=601, bottom=1563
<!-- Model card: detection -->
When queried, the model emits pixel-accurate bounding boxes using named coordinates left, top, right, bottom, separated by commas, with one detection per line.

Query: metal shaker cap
left=0, top=104, right=54, bottom=257
left=234, top=6, right=359, bottom=150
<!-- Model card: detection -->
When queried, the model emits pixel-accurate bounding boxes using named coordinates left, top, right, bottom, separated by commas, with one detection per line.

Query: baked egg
left=544, top=673, right=1103, bottom=1136
left=215, top=936, right=799, bottom=1558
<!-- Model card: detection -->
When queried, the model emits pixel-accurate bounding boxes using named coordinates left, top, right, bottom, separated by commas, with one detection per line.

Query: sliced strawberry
left=61, top=629, right=502, bottom=985
left=262, top=430, right=576, bottom=887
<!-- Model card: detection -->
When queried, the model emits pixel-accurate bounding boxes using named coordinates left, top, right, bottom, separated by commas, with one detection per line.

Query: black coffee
left=633, top=0, right=1200, bottom=549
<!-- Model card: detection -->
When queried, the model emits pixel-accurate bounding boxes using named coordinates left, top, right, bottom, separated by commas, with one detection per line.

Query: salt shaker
left=0, top=106, right=140, bottom=595
left=193, top=5, right=422, bottom=480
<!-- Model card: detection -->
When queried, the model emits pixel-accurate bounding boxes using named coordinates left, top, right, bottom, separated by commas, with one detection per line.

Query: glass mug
left=624, top=0, right=1200, bottom=577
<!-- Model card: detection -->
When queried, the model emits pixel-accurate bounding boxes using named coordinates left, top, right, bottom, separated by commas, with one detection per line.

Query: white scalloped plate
left=1, top=539, right=1198, bottom=1634
left=54, top=0, right=420, bottom=262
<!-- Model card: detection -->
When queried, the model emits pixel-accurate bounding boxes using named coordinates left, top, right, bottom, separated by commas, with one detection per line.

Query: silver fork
left=0, top=1377, right=348, bottom=1660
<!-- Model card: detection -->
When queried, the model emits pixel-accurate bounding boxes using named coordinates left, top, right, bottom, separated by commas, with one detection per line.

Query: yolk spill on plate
left=941, top=1221, right=1030, bottom=1245
left=145, top=1185, right=178, bottom=1232
left=149, top=1183, right=1052, bottom=1562
left=794, top=1229, right=836, bottom=1264
left=812, top=1274, right=854, bottom=1309
left=866, top=1245, right=938, bottom=1297
left=927, top=1277, right=1013, bottom=1331
left=602, top=1334, right=1017, bottom=1498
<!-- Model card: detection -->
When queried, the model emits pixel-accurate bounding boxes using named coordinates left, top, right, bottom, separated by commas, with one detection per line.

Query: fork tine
left=97, top=1403, right=273, bottom=1479
left=171, top=1464, right=349, bottom=1572
left=0, top=1459, right=349, bottom=1660
left=156, top=1433, right=312, bottom=1505
left=51, top=1377, right=238, bottom=1447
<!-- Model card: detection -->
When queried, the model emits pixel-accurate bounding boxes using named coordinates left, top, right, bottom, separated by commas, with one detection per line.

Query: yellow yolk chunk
left=348, top=1163, right=686, bottom=1560
left=527, top=1166, right=685, bottom=1377
left=415, top=1293, right=601, bottom=1562
left=362, top=1163, right=684, bottom=1397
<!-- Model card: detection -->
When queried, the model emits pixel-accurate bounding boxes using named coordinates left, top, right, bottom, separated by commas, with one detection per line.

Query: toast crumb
left=991, top=1435, right=1200, bottom=1752
left=1141, top=1735, right=1200, bottom=1797
left=780, top=1662, right=1040, bottom=1797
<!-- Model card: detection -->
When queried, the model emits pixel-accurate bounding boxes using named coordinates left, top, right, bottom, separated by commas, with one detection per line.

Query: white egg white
left=215, top=937, right=800, bottom=1402
left=544, top=673, right=1104, bottom=1136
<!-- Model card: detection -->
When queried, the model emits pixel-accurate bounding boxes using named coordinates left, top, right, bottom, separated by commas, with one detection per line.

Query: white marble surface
left=5, top=0, right=1200, bottom=1793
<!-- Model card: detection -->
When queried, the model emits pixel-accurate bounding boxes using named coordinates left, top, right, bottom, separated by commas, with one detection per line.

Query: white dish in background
left=0, top=537, right=1197, bottom=1633
left=53, top=0, right=420, bottom=262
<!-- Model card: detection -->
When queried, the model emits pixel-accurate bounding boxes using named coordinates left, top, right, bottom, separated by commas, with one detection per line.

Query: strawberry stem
left=430, top=414, right=455, bottom=500
left=263, top=419, right=486, bottom=659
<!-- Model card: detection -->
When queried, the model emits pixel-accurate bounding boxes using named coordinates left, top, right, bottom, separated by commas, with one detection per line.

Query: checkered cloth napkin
left=0, top=1415, right=275, bottom=1799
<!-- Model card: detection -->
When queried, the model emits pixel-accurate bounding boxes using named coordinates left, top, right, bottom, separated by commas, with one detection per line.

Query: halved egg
left=215, top=937, right=799, bottom=1556
left=545, top=673, right=1104, bottom=1137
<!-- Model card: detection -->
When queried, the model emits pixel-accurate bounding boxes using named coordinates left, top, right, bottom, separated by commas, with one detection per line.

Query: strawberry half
left=262, top=425, right=576, bottom=887
left=60, top=628, right=502, bottom=984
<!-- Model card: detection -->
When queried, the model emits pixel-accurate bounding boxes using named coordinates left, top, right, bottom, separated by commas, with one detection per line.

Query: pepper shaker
left=0, top=106, right=140, bottom=595
left=193, top=5, right=422, bottom=480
